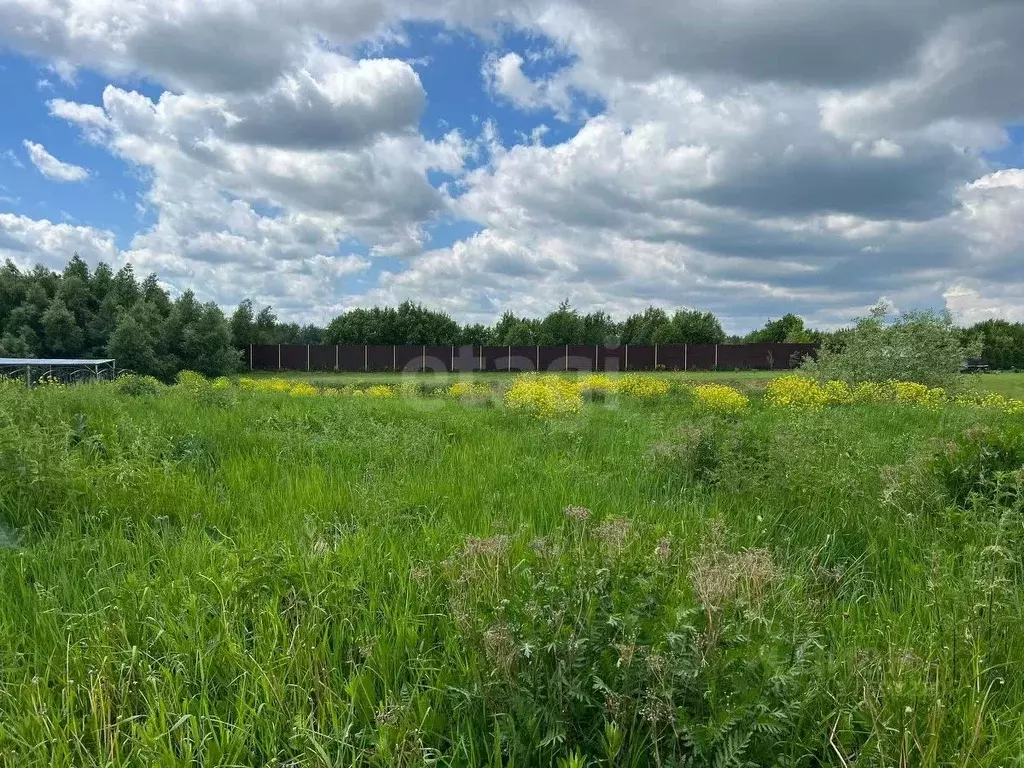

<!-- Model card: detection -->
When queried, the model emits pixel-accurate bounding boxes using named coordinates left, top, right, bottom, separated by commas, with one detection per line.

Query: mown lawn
left=1, top=377, right=1022, bottom=766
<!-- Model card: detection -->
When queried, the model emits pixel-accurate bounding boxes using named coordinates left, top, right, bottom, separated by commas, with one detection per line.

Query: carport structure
left=0, top=358, right=117, bottom=387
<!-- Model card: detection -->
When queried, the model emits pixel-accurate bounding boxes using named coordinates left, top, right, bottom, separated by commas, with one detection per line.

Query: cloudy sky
left=1, top=1, right=1022, bottom=332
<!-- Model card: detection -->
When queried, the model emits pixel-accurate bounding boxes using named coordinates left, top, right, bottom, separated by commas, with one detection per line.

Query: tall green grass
left=0, top=379, right=1022, bottom=766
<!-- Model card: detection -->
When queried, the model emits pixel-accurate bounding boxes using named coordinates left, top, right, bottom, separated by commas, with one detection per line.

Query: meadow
left=1, top=371, right=1023, bottom=766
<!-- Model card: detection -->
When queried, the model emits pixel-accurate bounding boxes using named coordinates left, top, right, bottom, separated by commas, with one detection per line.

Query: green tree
left=109, top=265, right=139, bottom=309
left=254, top=306, right=279, bottom=344
left=538, top=300, right=583, bottom=345
left=650, top=309, right=725, bottom=344
left=90, top=263, right=113, bottom=306
left=41, top=297, right=84, bottom=357
left=179, top=303, right=238, bottom=376
left=62, top=253, right=90, bottom=283
left=0, top=326, right=37, bottom=357
left=141, top=274, right=172, bottom=316
left=230, top=299, right=257, bottom=348
left=0, top=261, right=27, bottom=335
left=107, top=312, right=159, bottom=376
left=458, top=323, right=491, bottom=347
left=620, top=307, right=671, bottom=345
left=746, top=313, right=819, bottom=343
left=801, top=303, right=979, bottom=388
left=491, top=311, right=522, bottom=345
left=504, top=320, right=539, bottom=346
left=580, top=311, right=619, bottom=345
left=968, top=319, right=1024, bottom=370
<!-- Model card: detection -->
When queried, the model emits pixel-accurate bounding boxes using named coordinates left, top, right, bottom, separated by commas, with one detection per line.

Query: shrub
left=931, top=426, right=1024, bottom=509
left=174, top=370, right=209, bottom=392
left=802, top=303, right=980, bottom=389
left=116, top=375, right=164, bottom=397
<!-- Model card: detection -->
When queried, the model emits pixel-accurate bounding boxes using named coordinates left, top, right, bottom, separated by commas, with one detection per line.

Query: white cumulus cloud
left=0, top=0, right=1022, bottom=326
left=22, top=140, right=90, bottom=182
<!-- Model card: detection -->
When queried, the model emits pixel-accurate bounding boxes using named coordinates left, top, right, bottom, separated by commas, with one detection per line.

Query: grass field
left=1, top=374, right=1023, bottom=766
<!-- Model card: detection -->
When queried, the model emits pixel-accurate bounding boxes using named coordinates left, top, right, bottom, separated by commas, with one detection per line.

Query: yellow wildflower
left=692, top=383, right=749, bottom=414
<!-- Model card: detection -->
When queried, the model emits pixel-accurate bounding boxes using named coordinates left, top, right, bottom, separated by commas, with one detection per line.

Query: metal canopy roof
left=0, top=358, right=114, bottom=366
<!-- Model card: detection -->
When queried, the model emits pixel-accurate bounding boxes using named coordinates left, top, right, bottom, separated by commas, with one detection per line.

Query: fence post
left=625, top=344, right=629, bottom=371
left=307, top=344, right=310, bottom=371
left=479, top=346, right=483, bottom=371
left=715, top=344, right=719, bottom=369
left=25, top=365, right=31, bottom=388
left=507, top=345, right=512, bottom=372
left=684, top=343, right=688, bottom=372
left=277, top=344, right=281, bottom=371
left=451, top=346, right=454, bottom=373
left=335, top=345, right=339, bottom=371
left=654, top=344, right=658, bottom=370
left=536, top=345, right=540, bottom=371
left=249, top=344, right=253, bottom=370
left=565, top=344, right=569, bottom=371
left=392, top=346, right=396, bottom=372
left=422, top=345, right=426, bottom=373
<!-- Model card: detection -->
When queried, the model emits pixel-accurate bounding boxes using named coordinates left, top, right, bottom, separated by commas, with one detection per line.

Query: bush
left=931, top=426, right=1024, bottom=509
left=116, top=374, right=164, bottom=397
left=802, top=304, right=980, bottom=389
left=174, top=370, right=209, bottom=392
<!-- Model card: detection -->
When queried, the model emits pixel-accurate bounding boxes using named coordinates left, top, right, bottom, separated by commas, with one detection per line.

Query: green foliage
left=745, top=313, right=821, bottom=343
left=801, top=303, right=980, bottom=388
left=967, top=319, right=1024, bottom=370
left=325, top=301, right=461, bottom=345
left=229, top=298, right=257, bottom=348
left=620, top=306, right=670, bottom=345
left=107, top=313, right=159, bottom=376
left=41, top=297, right=84, bottom=357
left=318, top=301, right=730, bottom=347
left=619, top=306, right=726, bottom=345
left=931, top=425, right=1024, bottom=510
left=114, top=374, right=164, bottom=397
left=0, top=256, right=237, bottom=379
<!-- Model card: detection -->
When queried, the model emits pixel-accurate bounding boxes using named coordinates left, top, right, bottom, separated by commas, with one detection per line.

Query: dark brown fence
left=246, top=343, right=817, bottom=372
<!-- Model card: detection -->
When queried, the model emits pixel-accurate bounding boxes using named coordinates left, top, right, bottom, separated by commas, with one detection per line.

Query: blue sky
left=1, top=1, right=1023, bottom=331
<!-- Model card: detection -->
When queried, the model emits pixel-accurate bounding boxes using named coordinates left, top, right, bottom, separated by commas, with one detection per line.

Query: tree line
left=233, top=301, right=823, bottom=348
left=1, top=256, right=1021, bottom=378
